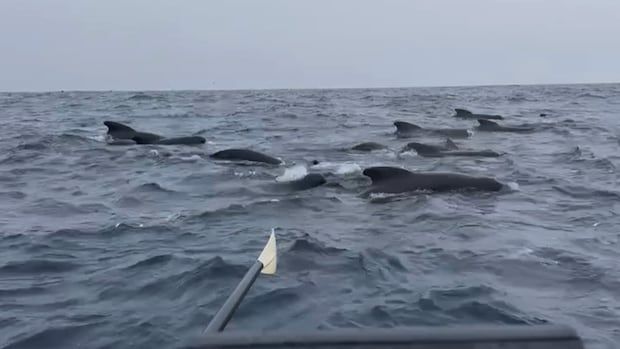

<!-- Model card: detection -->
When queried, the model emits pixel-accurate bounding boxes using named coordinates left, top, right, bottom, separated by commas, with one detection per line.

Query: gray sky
left=1, top=0, right=619, bottom=92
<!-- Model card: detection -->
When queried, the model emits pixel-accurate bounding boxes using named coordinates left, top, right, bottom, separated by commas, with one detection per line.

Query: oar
left=203, top=229, right=277, bottom=333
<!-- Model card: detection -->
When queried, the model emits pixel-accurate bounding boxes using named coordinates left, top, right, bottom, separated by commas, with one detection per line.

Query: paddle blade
left=258, top=229, right=277, bottom=275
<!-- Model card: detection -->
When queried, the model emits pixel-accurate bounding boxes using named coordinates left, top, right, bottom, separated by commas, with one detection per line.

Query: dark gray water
left=1, top=84, right=619, bottom=349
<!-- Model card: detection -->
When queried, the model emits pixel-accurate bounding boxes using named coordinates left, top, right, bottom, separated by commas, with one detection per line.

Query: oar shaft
left=204, top=260, right=263, bottom=333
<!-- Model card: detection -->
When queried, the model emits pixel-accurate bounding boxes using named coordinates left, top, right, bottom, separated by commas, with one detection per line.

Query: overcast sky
left=1, top=0, right=619, bottom=92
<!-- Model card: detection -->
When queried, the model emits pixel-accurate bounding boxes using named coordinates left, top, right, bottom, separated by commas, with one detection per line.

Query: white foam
left=276, top=164, right=307, bottom=182
left=234, top=169, right=257, bottom=177
left=178, top=155, right=202, bottom=162
left=335, top=163, right=362, bottom=176
left=148, top=149, right=159, bottom=157
left=310, top=161, right=337, bottom=170
left=90, top=134, right=107, bottom=142
left=311, top=161, right=362, bottom=176
left=507, top=182, right=520, bottom=191
left=399, top=150, right=418, bottom=158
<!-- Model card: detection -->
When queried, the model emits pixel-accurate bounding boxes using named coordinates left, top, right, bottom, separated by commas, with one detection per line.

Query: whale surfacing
left=403, top=142, right=501, bottom=158
left=103, top=121, right=206, bottom=145
left=280, top=173, right=326, bottom=191
left=394, top=121, right=470, bottom=138
left=363, top=166, right=503, bottom=195
left=476, top=119, right=534, bottom=133
left=210, top=149, right=282, bottom=165
left=351, top=142, right=387, bottom=152
left=454, top=108, right=503, bottom=120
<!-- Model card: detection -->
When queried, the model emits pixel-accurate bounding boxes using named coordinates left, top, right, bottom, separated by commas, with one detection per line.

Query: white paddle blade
left=258, top=229, right=277, bottom=275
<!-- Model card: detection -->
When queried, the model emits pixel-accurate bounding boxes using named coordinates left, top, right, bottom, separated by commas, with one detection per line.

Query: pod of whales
left=362, top=166, right=503, bottom=195
left=476, top=119, right=534, bottom=133
left=402, top=142, right=501, bottom=158
left=104, top=121, right=206, bottom=145
left=100, top=101, right=529, bottom=199
left=210, top=149, right=282, bottom=165
left=453, top=108, right=503, bottom=120
left=394, top=121, right=470, bottom=138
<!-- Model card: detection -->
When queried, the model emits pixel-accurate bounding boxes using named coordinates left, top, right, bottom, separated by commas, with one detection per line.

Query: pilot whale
left=362, top=166, right=503, bottom=195
left=394, top=121, right=470, bottom=139
left=210, top=149, right=282, bottom=165
left=475, top=119, right=534, bottom=133
left=103, top=121, right=206, bottom=145
left=453, top=108, right=503, bottom=120
left=351, top=142, right=387, bottom=152
left=401, top=138, right=458, bottom=153
left=275, top=173, right=327, bottom=191
left=402, top=142, right=501, bottom=158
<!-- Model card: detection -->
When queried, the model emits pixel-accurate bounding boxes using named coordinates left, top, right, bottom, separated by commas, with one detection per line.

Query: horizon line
left=1, top=80, right=618, bottom=94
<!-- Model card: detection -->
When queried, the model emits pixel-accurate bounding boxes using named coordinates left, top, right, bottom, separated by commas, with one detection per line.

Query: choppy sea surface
left=1, top=84, right=619, bottom=349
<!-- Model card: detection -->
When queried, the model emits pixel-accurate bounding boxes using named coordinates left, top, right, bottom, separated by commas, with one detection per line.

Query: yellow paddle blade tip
left=258, top=229, right=277, bottom=275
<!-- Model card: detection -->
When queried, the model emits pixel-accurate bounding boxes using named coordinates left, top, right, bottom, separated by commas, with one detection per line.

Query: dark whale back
left=104, top=121, right=205, bottom=145
left=404, top=142, right=442, bottom=155
left=351, top=142, right=386, bottom=151
left=131, top=132, right=164, bottom=144
left=156, top=136, right=206, bottom=145
left=210, top=149, right=282, bottom=165
left=285, top=173, right=326, bottom=191
left=393, top=121, right=422, bottom=133
left=477, top=119, right=534, bottom=132
left=394, top=121, right=469, bottom=138
left=363, top=166, right=503, bottom=194
left=363, top=167, right=414, bottom=184
left=454, top=108, right=503, bottom=120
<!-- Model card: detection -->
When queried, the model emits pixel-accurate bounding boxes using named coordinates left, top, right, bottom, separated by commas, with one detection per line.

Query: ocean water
left=1, top=84, right=619, bottom=348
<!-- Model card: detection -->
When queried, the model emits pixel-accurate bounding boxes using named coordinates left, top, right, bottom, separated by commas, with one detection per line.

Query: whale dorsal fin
left=394, top=121, right=422, bottom=132
left=454, top=108, right=472, bottom=116
left=478, top=119, right=499, bottom=127
left=445, top=138, right=458, bottom=150
left=363, top=166, right=413, bottom=183
left=104, top=121, right=136, bottom=134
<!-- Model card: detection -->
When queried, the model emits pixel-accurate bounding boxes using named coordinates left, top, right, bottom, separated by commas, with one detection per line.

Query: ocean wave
left=233, top=284, right=311, bottom=318
left=5, top=323, right=101, bottom=349
left=358, top=248, right=408, bottom=281
left=127, top=93, right=155, bottom=101
left=577, top=92, right=608, bottom=99
left=131, top=182, right=176, bottom=193
left=0, top=259, right=81, bottom=274
left=0, top=190, right=27, bottom=200
left=0, top=286, right=48, bottom=297
left=553, top=185, right=620, bottom=200
left=136, top=256, right=247, bottom=297
left=26, top=198, right=108, bottom=217
left=124, top=254, right=174, bottom=270
left=287, top=235, right=347, bottom=255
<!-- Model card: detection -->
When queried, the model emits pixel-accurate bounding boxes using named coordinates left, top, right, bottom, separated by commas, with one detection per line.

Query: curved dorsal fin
left=104, top=121, right=136, bottom=134
left=362, top=166, right=413, bottom=183
left=393, top=121, right=422, bottom=132
left=454, top=108, right=472, bottom=116
left=445, top=138, right=458, bottom=150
